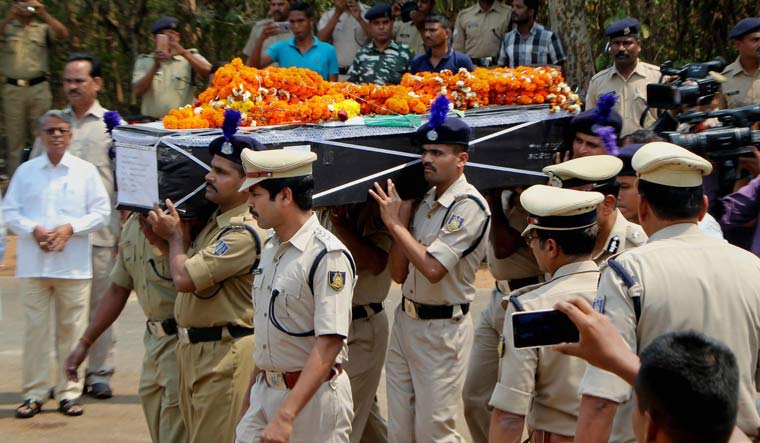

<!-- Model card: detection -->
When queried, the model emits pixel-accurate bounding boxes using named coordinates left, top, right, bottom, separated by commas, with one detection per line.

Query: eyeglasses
left=43, top=127, right=71, bottom=135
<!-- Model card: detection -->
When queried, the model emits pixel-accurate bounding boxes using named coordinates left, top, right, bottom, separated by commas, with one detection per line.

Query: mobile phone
left=512, top=308, right=579, bottom=349
left=156, top=34, right=169, bottom=52
left=276, top=21, right=290, bottom=33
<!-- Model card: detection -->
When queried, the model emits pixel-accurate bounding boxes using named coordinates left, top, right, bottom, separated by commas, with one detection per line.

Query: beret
left=570, top=107, right=623, bottom=137
left=729, top=17, right=760, bottom=40
left=605, top=18, right=640, bottom=38
left=209, top=135, right=266, bottom=166
left=151, top=16, right=180, bottom=34
left=415, top=117, right=472, bottom=147
left=617, top=143, right=644, bottom=176
left=365, top=3, right=393, bottom=21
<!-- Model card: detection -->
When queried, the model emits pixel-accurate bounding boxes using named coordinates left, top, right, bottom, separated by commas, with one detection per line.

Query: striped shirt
left=497, top=23, right=566, bottom=68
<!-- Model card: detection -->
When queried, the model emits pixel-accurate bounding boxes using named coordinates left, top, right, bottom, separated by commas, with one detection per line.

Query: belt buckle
left=177, top=327, right=190, bottom=344
left=403, top=298, right=419, bottom=319
left=18, top=79, right=29, bottom=87
left=147, top=321, right=166, bottom=337
left=265, top=371, right=288, bottom=390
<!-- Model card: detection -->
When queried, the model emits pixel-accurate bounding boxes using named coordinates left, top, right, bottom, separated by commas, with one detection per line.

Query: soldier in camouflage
left=347, top=3, right=412, bottom=85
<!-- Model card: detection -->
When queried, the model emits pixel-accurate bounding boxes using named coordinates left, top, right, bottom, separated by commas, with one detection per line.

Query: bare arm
left=317, top=10, right=342, bottom=43
left=330, top=208, right=388, bottom=275
left=488, top=409, right=525, bottom=443
left=487, top=190, right=522, bottom=259
left=248, top=29, right=275, bottom=68
left=261, top=335, right=344, bottom=443
left=132, top=58, right=160, bottom=97
left=370, top=179, right=447, bottom=283
left=34, top=1, right=68, bottom=39
left=65, top=283, right=131, bottom=381
left=575, top=395, right=618, bottom=443
left=170, top=39, right=211, bottom=78
left=147, top=200, right=195, bottom=292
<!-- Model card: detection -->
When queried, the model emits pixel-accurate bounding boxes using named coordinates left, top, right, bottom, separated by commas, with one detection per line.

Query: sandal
left=15, top=399, right=42, bottom=419
left=58, top=398, right=84, bottom=417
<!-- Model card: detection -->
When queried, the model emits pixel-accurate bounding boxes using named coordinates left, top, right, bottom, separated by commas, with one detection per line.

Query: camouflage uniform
left=346, top=40, right=412, bottom=85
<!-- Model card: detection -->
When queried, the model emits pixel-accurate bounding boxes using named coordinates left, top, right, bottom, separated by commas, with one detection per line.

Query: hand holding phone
left=512, top=308, right=580, bottom=349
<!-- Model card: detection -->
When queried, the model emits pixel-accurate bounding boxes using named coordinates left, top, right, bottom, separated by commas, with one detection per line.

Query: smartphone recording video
left=512, top=309, right=579, bottom=349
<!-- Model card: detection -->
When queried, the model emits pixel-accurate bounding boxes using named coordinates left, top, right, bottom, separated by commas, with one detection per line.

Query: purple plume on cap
left=429, top=95, right=450, bottom=130
left=104, top=110, right=122, bottom=135
left=222, top=108, right=242, bottom=141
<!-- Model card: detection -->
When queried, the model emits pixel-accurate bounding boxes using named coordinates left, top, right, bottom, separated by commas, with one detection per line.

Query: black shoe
left=87, top=383, right=113, bottom=399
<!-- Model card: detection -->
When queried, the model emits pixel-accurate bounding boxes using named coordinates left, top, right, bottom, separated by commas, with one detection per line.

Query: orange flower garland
left=163, top=58, right=580, bottom=129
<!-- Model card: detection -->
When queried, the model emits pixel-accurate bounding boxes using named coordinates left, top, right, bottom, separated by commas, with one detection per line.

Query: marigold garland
left=163, top=58, right=581, bottom=129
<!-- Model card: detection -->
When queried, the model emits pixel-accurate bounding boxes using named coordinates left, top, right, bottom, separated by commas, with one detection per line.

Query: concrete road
left=0, top=270, right=495, bottom=443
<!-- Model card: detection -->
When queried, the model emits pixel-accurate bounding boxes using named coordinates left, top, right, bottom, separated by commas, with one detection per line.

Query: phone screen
left=512, top=309, right=579, bottom=349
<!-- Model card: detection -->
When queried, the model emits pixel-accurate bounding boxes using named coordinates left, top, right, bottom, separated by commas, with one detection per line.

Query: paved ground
left=0, top=237, right=494, bottom=442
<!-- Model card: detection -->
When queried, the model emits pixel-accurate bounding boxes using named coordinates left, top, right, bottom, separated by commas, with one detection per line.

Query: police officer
left=392, top=0, right=433, bottom=56
left=489, top=184, right=604, bottom=443
left=370, top=111, right=490, bottom=442
left=720, top=17, right=760, bottom=109
left=575, top=142, right=760, bottom=443
left=0, top=0, right=67, bottom=176
left=586, top=18, right=660, bottom=138
left=147, top=134, right=265, bottom=443
left=462, top=189, right=543, bottom=443
left=329, top=201, right=391, bottom=443
left=64, top=209, right=202, bottom=442
left=558, top=105, right=623, bottom=160
left=452, top=0, right=511, bottom=66
left=347, top=3, right=412, bottom=85
left=132, top=16, right=211, bottom=119
left=543, top=155, right=647, bottom=263
left=236, top=149, right=355, bottom=443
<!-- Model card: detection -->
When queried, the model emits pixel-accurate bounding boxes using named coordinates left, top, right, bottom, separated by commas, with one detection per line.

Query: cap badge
left=427, top=129, right=439, bottom=141
left=623, top=26, right=630, bottom=35
left=221, top=140, right=233, bottom=155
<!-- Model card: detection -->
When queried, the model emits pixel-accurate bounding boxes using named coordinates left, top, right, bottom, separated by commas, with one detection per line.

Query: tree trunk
left=546, top=0, right=595, bottom=95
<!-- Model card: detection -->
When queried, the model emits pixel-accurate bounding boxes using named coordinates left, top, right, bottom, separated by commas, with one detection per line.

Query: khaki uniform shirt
left=132, top=50, right=208, bottom=118
left=242, top=19, right=293, bottom=58
left=490, top=261, right=600, bottom=436
left=404, top=174, right=490, bottom=305
left=720, top=57, right=760, bottom=109
left=452, top=1, right=512, bottom=59
left=0, top=20, right=50, bottom=79
left=318, top=4, right=370, bottom=69
left=253, top=214, right=355, bottom=372
left=586, top=60, right=661, bottom=137
left=593, top=209, right=647, bottom=264
left=175, top=204, right=263, bottom=328
left=487, top=204, right=542, bottom=291
left=30, top=101, right=120, bottom=247
left=393, top=20, right=425, bottom=57
left=580, top=223, right=760, bottom=438
left=111, top=214, right=176, bottom=321
left=352, top=213, right=393, bottom=305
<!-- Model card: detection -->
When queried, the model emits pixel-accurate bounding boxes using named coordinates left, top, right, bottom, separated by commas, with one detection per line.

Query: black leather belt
left=178, top=324, right=254, bottom=344
left=6, top=76, right=47, bottom=87
left=146, top=318, right=178, bottom=336
left=401, top=296, right=470, bottom=320
left=338, top=66, right=349, bottom=75
left=509, top=276, right=540, bottom=291
left=352, top=303, right=384, bottom=320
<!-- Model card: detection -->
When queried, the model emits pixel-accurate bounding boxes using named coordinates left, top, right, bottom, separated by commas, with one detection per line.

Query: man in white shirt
left=4, top=110, right=110, bottom=419
left=317, top=0, right=370, bottom=75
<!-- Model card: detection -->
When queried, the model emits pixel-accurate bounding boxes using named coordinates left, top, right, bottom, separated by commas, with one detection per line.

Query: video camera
left=647, top=57, right=726, bottom=109
left=659, top=104, right=760, bottom=160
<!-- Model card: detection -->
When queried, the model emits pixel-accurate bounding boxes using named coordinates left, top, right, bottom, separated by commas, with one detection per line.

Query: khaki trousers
left=347, top=310, right=389, bottom=443
left=386, top=304, right=473, bottom=443
left=21, top=277, right=91, bottom=402
left=2, top=82, right=51, bottom=174
left=462, top=290, right=505, bottom=443
left=178, top=333, right=254, bottom=443
left=140, top=330, right=187, bottom=443
left=235, top=370, right=354, bottom=443
left=86, top=245, right=117, bottom=385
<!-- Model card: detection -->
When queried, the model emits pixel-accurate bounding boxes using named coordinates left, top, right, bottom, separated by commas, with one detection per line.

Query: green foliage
left=24, top=0, right=760, bottom=115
